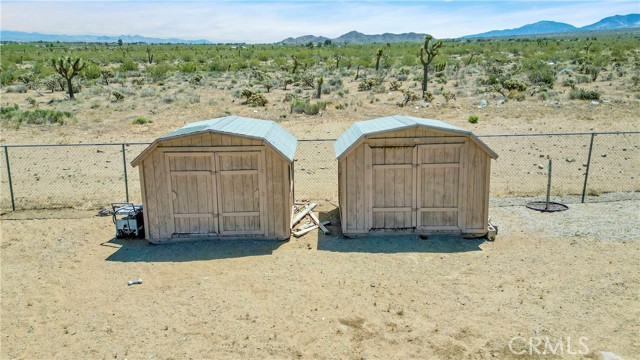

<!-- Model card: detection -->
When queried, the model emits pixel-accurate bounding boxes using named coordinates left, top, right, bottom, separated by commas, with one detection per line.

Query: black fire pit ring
left=526, top=201, right=569, bottom=212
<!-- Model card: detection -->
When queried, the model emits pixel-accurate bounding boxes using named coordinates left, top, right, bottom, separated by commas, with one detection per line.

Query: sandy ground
left=1, top=201, right=638, bottom=359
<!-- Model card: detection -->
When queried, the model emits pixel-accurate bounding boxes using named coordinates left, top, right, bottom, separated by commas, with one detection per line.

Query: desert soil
left=1, top=200, right=639, bottom=359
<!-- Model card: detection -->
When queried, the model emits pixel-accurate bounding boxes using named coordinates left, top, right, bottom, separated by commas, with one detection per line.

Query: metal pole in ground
left=545, top=159, right=552, bottom=210
left=121, top=144, right=129, bottom=202
left=4, top=146, right=15, bottom=211
left=581, top=133, right=595, bottom=203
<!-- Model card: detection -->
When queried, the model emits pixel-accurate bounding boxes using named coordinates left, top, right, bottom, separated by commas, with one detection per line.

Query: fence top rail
left=1, top=142, right=152, bottom=148
left=1, top=131, right=638, bottom=148
left=477, top=131, right=640, bottom=138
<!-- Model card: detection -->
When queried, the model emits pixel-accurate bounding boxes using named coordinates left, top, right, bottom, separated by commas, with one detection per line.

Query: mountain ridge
left=0, top=30, right=212, bottom=44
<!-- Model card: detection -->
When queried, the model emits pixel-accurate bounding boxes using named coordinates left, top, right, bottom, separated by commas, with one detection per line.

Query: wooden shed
left=131, top=116, right=297, bottom=243
left=335, top=115, right=498, bottom=236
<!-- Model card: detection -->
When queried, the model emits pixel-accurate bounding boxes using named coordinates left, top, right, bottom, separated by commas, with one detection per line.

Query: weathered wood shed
left=131, top=116, right=297, bottom=243
left=335, top=115, right=498, bottom=236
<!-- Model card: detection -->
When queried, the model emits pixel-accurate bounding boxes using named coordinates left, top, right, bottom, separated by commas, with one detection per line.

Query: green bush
left=468, top=115, right=479, bottom=124
left=83, top=63, right=102, bottom=80
left=569, top=88, right=601, bottom=100
left=132, top=116, right=152, bottom=125
left=523, top=60, right=555, bottom=87
left=119, top=59, right=138, bottom=72
left=178, top=62, right=198, bottom=73
left=502, top=79, right=527, bottom=92
left=290, top=99, right=328, bottom=115
left=0, top=105, right=72, bottom=125
left=0, top=66, right=17, bottom=86
left=147, top=63, right=175, bottom=81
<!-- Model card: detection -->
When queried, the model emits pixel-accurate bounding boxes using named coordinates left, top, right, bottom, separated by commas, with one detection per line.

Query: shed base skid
left=341, top=228, right=491, bottom=239
left=148, top=235, right=289, bottom=244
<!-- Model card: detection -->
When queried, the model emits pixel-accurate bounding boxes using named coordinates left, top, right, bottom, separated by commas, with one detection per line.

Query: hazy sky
left=2, top=1, right=638, bottom=43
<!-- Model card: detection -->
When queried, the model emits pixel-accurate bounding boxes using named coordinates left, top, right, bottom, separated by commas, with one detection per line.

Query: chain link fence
left=1, top=132, right=638, bottom=213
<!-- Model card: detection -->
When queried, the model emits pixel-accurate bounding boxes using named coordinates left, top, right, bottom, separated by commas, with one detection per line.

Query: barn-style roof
left=334, top=115, right=498, bottom=160
left=131, top=116, right=297, bottom=166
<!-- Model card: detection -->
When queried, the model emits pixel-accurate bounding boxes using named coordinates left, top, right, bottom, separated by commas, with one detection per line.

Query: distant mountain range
left=0, top=31, right=212, bottom=44
left=464, top=14, right=639, bottom=38
left=281, top=14, right=639, bottom=44
left=279, top=31, right=427, bottom=45
left=1, top=14, right=638, bottom=44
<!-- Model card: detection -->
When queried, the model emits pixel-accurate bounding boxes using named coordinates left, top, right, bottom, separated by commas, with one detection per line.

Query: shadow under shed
left=104, top=237, right=286, bottom=262
left=317, top=234, right=486, bottom=254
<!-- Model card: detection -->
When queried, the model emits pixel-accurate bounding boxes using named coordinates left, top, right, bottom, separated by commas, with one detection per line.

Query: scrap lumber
left=291, top=202, right=317, bottom=228
left=292, top=225, right=319, bottom=237
left=308, top=211, right=330, bottom=235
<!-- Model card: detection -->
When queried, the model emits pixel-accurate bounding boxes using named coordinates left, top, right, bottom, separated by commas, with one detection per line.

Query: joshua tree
left=334, top=54, right=341, bottom=69
left=146, top=47, right=154, bottom=64
left=51, top=56, right=85, bottom=99
left=375, top=49, right=383, bottom=71
left=419, top=35, right=443, bottom=96
left=316, top=76, right=323, bottom=99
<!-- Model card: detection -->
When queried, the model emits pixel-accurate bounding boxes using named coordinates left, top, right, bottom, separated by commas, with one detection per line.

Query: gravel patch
left=490, top=199, right=639, bottom=242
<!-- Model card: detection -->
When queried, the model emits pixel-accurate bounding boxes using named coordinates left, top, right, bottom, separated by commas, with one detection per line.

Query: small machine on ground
left=111, top=202, right=144, bottom=238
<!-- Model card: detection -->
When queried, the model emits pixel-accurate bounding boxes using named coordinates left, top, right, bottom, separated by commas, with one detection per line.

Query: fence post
left=4, top=146, right=16, bottom=211
left=122, top=144, right=129, bottom=202
left=581, top=133, right=595, bottom=203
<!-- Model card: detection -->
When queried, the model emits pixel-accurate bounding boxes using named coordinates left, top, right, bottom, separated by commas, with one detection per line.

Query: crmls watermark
left=509, top=336, right=589, bottom=355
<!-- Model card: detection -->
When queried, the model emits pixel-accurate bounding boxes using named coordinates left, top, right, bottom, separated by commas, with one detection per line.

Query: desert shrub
left=147, top=63, right=175, bottom=81
left=303, top=102, right=320, bottom=115
left=423, top=91, right=434, bottom=102
left=395, top=74, right=408, bottom=81
left=468, top=115, right=479, bottom=124
left=83, top=63, right=101, bottom=80
left=1, top=66, right=17, bottom=86
left=569, top=88, right=601, bottom=100
left=290, top=99, right=328, bottom=115
left=389, top=80, right=401, bottom=91
left=357, top=77, right=383, bottom=91
left=119, top=60, right=138, bottom=72
left=502, top=79, right=527, bottom=92
left=290, top=99, right=306, bottom=113
left=328, top=77, right=343, bottom=87
left=111, top=91, right=125, bottom=102
left=523, top=60, right=555, bottom=87
left=161, top=94, right=176, bottom=103
left=397, top=89, right=418, bottom=107
left=562, top=79, right=576, bottom=88
left=178, top=62, right=198, bottom=73
left=5, top=85, right=28, bottom=93
left=0, top=105, right=72, bottom=126
left=282, top=93, right=299, bottom=102
left=132, top=116, right=152, bottom=125
left=239, top=89, right=267, bottom=107
left=441, top=89, right=456, bottom=103
left=183, top=92, right=200, bottom=104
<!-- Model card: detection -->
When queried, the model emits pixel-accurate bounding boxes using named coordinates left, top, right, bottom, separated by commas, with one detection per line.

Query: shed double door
left=166, top=151, right=264, bottom=236
left=368, top=143, right=465, bottom=231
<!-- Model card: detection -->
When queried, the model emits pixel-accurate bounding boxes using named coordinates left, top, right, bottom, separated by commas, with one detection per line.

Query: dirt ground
left=1, top=200, right=638, bottom=359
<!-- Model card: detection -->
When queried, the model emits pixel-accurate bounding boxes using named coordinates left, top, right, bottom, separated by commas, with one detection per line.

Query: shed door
left=416, top=143, right=464, bottom=230
left=216, top=152, right=264, bottom=235
left=370, top=146, right=415, bottom=230
left=167, top=153, right=218, bottom=235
